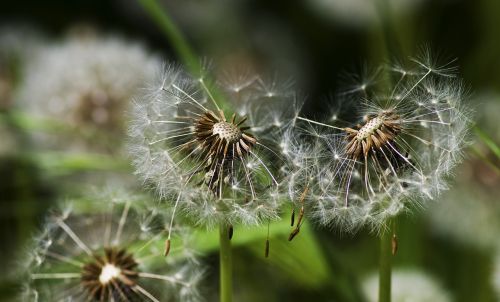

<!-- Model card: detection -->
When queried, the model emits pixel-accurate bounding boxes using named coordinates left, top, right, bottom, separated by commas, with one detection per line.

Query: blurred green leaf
left=6, top=111, right=66, bottom=132
left=249, top=223, right=330, bottom=288
left=474, top=126, right=500, bottom=160
left=28, top=152, right=130, bottom=174
left=472, top=126, right=500, bottom=175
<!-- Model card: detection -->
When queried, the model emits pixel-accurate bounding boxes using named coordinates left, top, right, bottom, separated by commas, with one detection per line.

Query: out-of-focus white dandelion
left=18, top=30, right=159, bottom=153
left=0, top=25, right=43, bottom=155
left=21, top=192, right=203, bottom=302
left=307, top=0, right=429, bottom=27
left=289, top=52, right=471, bottom=233
left=362, top=269, right=451, bottom=302
left=0, top=25, right=42, bottom=110
left=128, top=65, right=299, bottom=232
left=427, top=160, right=500, bottom=250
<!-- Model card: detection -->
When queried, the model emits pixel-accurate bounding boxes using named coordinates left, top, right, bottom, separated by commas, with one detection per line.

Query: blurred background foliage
left=1, top=0, right=500, bottom=301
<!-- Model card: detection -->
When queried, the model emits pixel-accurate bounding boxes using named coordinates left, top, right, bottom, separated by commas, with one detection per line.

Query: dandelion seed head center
left=356, top=116, right=385, bottom=141
left=345, top=112, right=402, bottom=159
left=81, top=247, right=138, bottom=300
left=99, top=264, right=121, bottom=284
left=193, top=111, right=257, bottom=196
left=212, top=121, right=242, bottom=143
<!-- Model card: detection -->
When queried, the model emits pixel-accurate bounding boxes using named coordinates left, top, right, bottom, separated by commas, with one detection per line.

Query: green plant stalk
left=474, top=126, right=500, bottom=160
left=471, top=145, right=500, bottom=176
left=378, top=225, right=393, bottom=302
left=372, top=2, right=402, bottom=300
left=136, top=3, right=234, bottom=301
left=138, top=0, right=200, bottom=76
left=219, top=224, right=233, bottom=302
left=137, top=0, right=229, bottom=110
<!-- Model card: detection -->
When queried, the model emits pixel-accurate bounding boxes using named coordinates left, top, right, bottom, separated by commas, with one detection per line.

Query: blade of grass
left=136, top=0, right=229, bottom=110
left=474, top=126, right=500, bottom=160
left=137, top=0, right=200, bottom=76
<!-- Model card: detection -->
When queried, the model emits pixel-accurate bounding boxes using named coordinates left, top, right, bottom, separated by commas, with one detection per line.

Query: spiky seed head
left=345, top=111, right=402, bottom=159
left=128, top=65, right=300, bottom=228
left=286, top=52, right=471, bottom=233
left=192, top=110, right=256, bottom=194
left=22, top=192, right=204, bottom=302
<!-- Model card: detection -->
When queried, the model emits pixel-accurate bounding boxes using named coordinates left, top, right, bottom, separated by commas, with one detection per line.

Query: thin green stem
left=137, top=0, right=229, bottom=110
left=471, top=145, right=500, bottom=176
left=219, top=224, right=233, bottom=302
left=138, top=0, right=200, bottom=76
left=378, top=222, right=394, bottom=302
left=474, top=126, right=500, bottom=160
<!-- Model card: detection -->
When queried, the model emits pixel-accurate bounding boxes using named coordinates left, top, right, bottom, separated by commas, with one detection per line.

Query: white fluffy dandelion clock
left=18, top=32, right=159, bottom=153
left=22, top=194, right=203, bottom=302
left=294, top=54, right=471, bottom=232
left=128, top=66, right=299, bottom=231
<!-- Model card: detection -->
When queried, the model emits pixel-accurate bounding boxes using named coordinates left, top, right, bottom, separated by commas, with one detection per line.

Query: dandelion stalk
left=378, top=221, right=394, bottom=302
left=132, top=3, right=258, bottom=300
left=219, top=224, right=233, bottom=302
left=137, top=0, right=229, bottom=110
left=373, top=3, right=400, bottom=300
left=474, top=126, right=500, bottom=160
left=138, top=0, right=200, bottom=76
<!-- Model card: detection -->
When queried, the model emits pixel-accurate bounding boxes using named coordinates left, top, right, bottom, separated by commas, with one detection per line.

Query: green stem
left=138, top=0, right=200, bottom=76
left=137, top=0, right=230, bottom=110
left=378, top=223, right=393, bottom=302
left=474, top=126, right=500, bottom=160
left=219, top=224, right=233, bottom=302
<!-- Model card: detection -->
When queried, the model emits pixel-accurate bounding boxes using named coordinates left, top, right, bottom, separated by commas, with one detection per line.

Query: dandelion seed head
left=18, top=31, right=159, bottom=153
left=288, top=52, right=471, bottom=233
left=128, top=65, right=300, bottom=228
left=21, top=191, right=203, bottom=302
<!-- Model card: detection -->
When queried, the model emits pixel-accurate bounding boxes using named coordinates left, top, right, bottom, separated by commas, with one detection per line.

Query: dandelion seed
left=21, top=192, right=203, bottom=302
left=128, top=65, right=300, bottom=229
